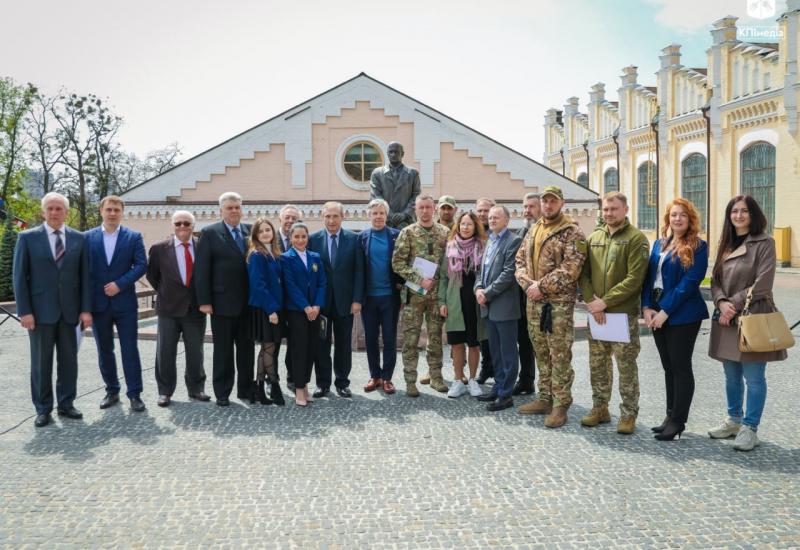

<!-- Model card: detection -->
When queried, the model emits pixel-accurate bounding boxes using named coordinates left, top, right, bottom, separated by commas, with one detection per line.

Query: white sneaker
left=467, top=378, right=483, bottom=397
left=733, top=425, right=760, bottom=451
left=708, top=416, right=742, bottom=439
left=447, top=380, right=467, bottom=398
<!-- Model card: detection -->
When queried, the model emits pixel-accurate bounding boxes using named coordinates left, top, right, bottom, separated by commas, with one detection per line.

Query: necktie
left=54, top=229, right=65, bottom=268
left=232, top=227, right=246, bottom=254
left=330, top=234, right=338, bottom=267
left=182, top=242, right=193, bottom=286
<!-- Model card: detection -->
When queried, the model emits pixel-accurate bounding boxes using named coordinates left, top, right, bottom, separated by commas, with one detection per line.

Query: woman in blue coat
left=247, top=217, right=285, bottom=406
left=642, top=197, right=709, bottom=441
left=279, top=223, right=327, bottom=407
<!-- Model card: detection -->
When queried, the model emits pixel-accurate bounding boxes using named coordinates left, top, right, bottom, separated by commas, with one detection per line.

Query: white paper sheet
left=588, top=313, right=631, bottom=343
left=404, top=256, right=438, bottom=296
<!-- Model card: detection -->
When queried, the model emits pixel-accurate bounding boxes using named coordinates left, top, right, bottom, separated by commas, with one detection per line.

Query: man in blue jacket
left=309, top=201, right=365, bottom=398
left=86, top=196, right=148, bottom=412
left=13, top=192, right=93, bottom=427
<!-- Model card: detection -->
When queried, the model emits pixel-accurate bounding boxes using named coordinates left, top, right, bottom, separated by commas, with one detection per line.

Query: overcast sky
left=1, top=0, right=785, bottom=163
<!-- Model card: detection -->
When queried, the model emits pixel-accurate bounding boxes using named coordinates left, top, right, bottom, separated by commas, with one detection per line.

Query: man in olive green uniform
left=436, top=195, right=457, bottom=231
left=391, top=194, right=450, bottom=396
left=515, top=186, right=587, bottom=428
left=579, top=192, right=649, bottom=434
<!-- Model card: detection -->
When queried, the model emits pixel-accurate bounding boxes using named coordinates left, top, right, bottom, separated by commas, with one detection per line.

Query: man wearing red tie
left=146, top=210, right=209, bottom=406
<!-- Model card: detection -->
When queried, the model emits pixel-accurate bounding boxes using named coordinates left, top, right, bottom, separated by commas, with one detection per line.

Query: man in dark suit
left=475, top=205, right=523, bottom=412
left=87, top=195, right=148, bottom=412
left=513, top=192, right=540, bottom=396
left=277, top=204, right=301, bottom=391
left=146, top=210, right=209, bottom=407
left=13, top=192, right=93, bottom=427
left=309, top=201, right=365, bottom=398
left=194, top=191, right=254, bottom=406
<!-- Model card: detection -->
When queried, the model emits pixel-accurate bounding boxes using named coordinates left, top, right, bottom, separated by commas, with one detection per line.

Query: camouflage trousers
left=587, top=313, right=641, bottom=417
left=402, top=293, right=444, bottom=383
left=528, top=301, right=575, bottom=408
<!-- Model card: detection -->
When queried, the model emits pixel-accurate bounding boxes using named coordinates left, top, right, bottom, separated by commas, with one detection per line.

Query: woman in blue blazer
left=247, top=217, right=285, bottom=406
left=642, top=198, right=709, bottom=441
left=279, top=223, right=326, bottom=406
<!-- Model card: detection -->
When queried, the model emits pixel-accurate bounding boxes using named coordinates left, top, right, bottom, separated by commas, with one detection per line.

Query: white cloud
left=646, top=0, right=787, bottom=34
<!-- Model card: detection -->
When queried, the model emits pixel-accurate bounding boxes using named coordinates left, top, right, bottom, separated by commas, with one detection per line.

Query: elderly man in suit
left=277, top=204, right=301, bottom=391
left=195, top=191, right=254, bottom=406
left=475, top=205, right=523, bottom=411
left=369, top=142, right=420, bottom=230
left=309, top=201, right=365, bottom=398
left=13, top=192, right=92, bottom=427
left=146, top=210, right=209, bottom=407
left=87, top=195, right=148, bottom=412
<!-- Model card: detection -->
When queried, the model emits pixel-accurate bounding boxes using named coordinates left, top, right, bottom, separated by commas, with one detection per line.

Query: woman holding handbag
left=708, top=196, right=788, bottom=451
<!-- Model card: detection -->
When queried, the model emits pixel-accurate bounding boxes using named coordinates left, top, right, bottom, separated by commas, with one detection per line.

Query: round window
left=343, top=142, right=383, bottom=182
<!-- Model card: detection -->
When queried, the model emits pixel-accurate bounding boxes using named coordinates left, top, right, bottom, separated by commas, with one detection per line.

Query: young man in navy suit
left=13, top=192, right=93, bottom=427
left=308, top=201, right=365, bottom=398
left=86, top=196, right=148, bottom=412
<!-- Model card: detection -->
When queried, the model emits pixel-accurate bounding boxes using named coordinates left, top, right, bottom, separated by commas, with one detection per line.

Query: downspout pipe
left=701, top=104, right=712, bottom=247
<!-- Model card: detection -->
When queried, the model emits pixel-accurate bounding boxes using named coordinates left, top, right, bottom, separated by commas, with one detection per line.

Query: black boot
left=270, top=382, right=285, bottom=406
left=651, top=411, right=672, bottom=433
left=256, top=380, right=271, bottom=405
left=654, top=421, right=685, bottom=441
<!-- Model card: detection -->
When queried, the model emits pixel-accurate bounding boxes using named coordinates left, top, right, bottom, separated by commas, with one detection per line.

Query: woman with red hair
left=642, top=198, right=709, bottom=441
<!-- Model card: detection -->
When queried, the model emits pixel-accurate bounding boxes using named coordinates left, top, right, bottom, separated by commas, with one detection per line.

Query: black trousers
left=479, top=340, right=494, bottom=379
left=517, top=297, right=535, bottom=387
left=314, top=310, right=354, bottom=390
left=652, top=320, right=702, bottom=425
left=154, top=314, right=207, bottom=396
left=286, top=310, right=320, bottom=390
left=29, top=317, right=79, bottom=415
left=210, top=310, right=254, bottom=400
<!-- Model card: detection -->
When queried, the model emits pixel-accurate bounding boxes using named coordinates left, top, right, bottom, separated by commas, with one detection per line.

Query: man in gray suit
left=13, top=192, right=92, bottom=427
left=369, top=142, right=420, bottom=229
left=475, top=205, right=523, bottom=412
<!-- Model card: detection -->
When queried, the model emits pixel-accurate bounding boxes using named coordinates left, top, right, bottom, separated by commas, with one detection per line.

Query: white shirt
left=173, top=236, right=194, bottom=285
left=45, top=223, right=67, bottom=260
left=296, top=249, right=308, bottom=268
left=102, top=224, right=120, bottom=265
left=279, top=230, right=290, bottom=251
left=654, top=251, right=669, bottom=290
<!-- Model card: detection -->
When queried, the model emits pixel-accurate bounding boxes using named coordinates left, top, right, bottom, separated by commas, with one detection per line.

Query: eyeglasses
left=173, top=221, right=192, bottom=227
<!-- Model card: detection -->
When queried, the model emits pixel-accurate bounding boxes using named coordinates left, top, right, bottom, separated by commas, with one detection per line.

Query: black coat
left=194, top=221, right=251, bottom=317
left=146, top=237, right=202, bottom=318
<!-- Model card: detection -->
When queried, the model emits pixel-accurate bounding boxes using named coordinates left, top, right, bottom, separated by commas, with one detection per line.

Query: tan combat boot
left=429, top=378, right=448, bottom=393
left=517, top=399, right=553, bottom=415
left=581, top=405, right=611, bottom=427
left=617, top=415, right=637, bottom=434
left=406, top=383, right=420, bottom=398
left=420, top=375, right=431, bottom=385
left=544, top=406, right=569, bottom=428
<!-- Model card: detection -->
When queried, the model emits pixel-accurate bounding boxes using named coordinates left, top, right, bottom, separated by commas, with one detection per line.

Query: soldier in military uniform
left=391, top=194, right=450, bottom=396
left=579, top=192, right=649, bottom=434
left=436, top=195, right=457, bottom=230
left=370, top=142, right=421, bottom=230
left=515, top=185, right=587, bottom=428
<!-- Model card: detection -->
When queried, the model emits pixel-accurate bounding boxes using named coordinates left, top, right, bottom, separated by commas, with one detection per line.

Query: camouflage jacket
left=391, top=222, right=449, bottom=302
left=514, top=214, right=587, bottom=303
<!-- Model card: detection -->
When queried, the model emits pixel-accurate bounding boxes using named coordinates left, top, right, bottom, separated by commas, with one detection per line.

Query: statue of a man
left=369, top=142, right=421, bottom=229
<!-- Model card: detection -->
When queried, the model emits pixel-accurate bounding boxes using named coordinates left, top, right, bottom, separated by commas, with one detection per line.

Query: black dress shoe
left=99, top=392, right=120, bottom=409
left=130, top=396, right=146, bottom=412
left=487, top=397, right=514, bottom=412
left=57, top=407, right=83, bottom=419
left=216, top=398, right=230, bottom=407
left=312, top=387, right=330, bottom=399
left=34, top=413, right=52, bottom=427
left=476, top=393, right=498, bottom=402
left=476, top=373, right=493, bottom=384
left=336, top=387, right=352, bottom=398
left=512, top=383, right=534, bottom=396
left=188, top=392, right=211, bottom=402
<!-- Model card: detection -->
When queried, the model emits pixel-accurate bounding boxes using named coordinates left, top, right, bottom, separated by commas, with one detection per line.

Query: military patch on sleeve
left=641, top=245, right=650, bottom=260
left=576, top=240, right=588, bottom=254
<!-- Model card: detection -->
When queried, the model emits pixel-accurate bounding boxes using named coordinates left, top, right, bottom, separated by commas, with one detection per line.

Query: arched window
left=576, top=172, right=588, bottom=188
left=681, top=153, right=707, bottom=231
left=603, top=167, right=619, bottom=194
left=637, top=161, right=657, bottom=230
left=342, top=141, right=383, bottom=182
left=740, top=141, right=776, bottom=231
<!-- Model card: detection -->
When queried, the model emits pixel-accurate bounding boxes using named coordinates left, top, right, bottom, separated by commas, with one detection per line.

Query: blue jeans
left=722, top=361, right=767, bottom=430
left=362, top=294, right=399, bottom=381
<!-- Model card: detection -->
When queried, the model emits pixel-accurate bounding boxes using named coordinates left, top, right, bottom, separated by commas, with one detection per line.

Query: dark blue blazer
left=357, top=227, right=403, bottom=293
left=308, top=229, right=365, bottom=317
left=642, top=237, right=709, bottom=325
left=86, top=225, right=147, bottom=313
left=279, top=248, right=326, bottom=312
left=247, top=252, right=283, bottom=315
left=12, top=224, right=91, bottom=324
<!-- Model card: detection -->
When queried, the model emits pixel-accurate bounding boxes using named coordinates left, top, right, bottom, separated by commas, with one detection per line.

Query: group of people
left=12, top=140, right=787, bottom=452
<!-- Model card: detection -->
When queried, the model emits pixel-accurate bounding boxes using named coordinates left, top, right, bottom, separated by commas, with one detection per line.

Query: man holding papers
left=579, top=192, right=650, bottom=434
left=391, top=194, right=449, bottom=396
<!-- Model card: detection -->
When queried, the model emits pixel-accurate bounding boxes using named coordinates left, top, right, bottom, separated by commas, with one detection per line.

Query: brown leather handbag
left=737, top=288, right=795, bottom=353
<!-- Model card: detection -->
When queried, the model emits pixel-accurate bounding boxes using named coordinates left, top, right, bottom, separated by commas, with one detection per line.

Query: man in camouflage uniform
left=391, top=194, right=450, bottom=396
left=515, top=185, right=587, bottom=428
left=579, top=192, right=649, bottom=434
left=436, top=195, right=457, bottom=231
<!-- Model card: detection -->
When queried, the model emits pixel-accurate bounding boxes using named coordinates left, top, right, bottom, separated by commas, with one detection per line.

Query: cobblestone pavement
left=1, top=278, right=798, bottom=549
